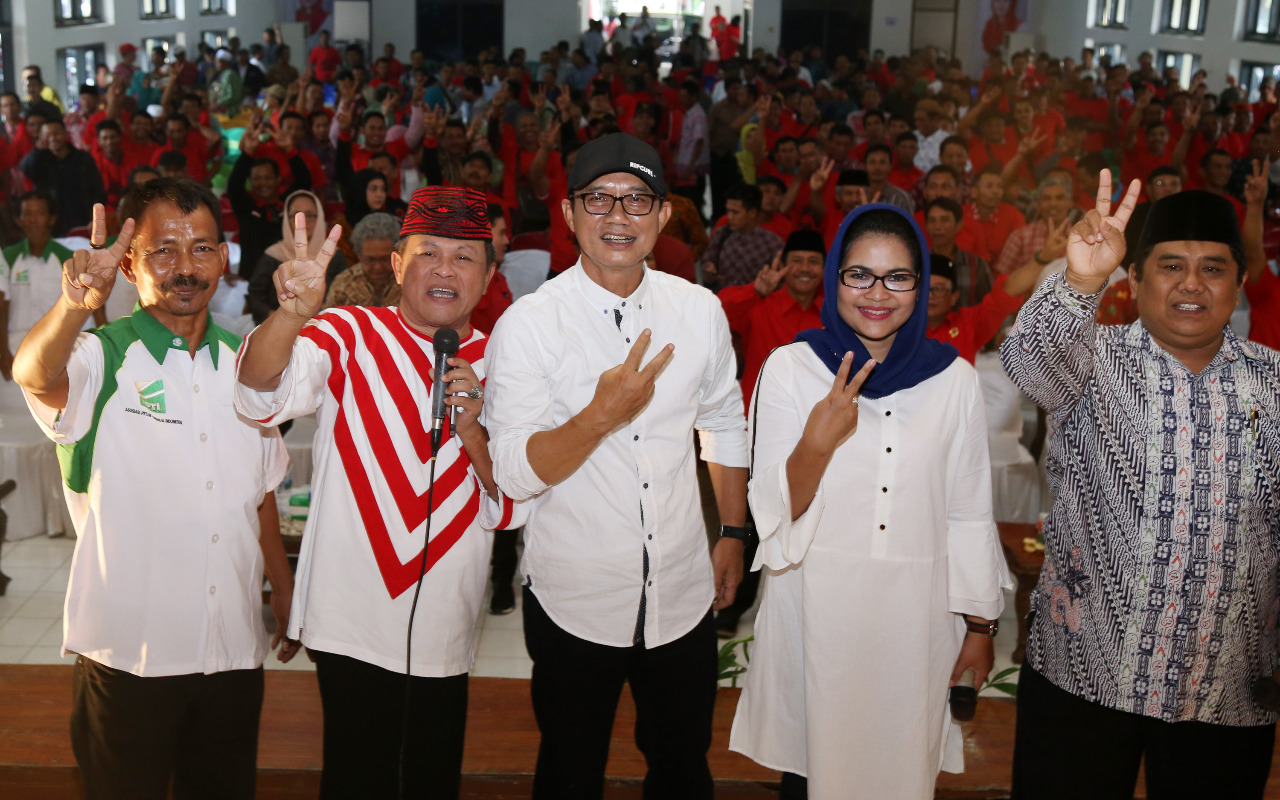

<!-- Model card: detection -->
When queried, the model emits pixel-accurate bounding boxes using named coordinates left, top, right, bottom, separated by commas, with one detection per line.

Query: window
left=1240, top=61, right=1280, bottom=102
left=1246, top=0, right=1280, bottom=41
left=1160, top=0, right=1207, bottom=33
left=1095, top=43, right=1126, bottom=66
left=55, top=0, right=103, bottom=27
left=1158, top=50, right=1201, bottom=88
left=201, top=0, right=228, bottom=14
left=202, top=30, right=227, bottom=50
left=143, top=37, right=175, bottom=59
left=1094, top=0, right=1128, bottom=28
left=58, top=44, right=106, bottom=102
left=140, top=0, right=174, bottom=20
left=0, top=0, right=11, bottom=92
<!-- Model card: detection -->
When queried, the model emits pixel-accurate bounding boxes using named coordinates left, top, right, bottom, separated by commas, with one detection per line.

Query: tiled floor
left=0, top=535, right=1017, bottom=690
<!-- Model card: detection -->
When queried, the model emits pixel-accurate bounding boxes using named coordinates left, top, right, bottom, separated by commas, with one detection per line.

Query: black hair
left=863, top=108, right=886, bottom=123
left=725, top=182, right=763, bottom=212
left=18, top=190, right=56, bottom=219
left=757, top=175, right=787, bottom=192
left=1076, top=152, right=1107, bottom=174
left=361, top=110, right=386, bottom=127
left=1199, top=147, right=1232, bottom=170
left=975, top=165, right=1003, bottom=182
left=829, top=123, right=854, bottom=139
left=164, top=113, right=189, bottom=128
left=925, top=197, right=963, bottom=224
left=97, top=119, right=122, bottom=135
left=926, top=164, right=958, bottom=183
left=130, top=109, right=153, bottom=123
left=127, top=165, right=160, bottom=184
left=367, top=150, right=395, bottom=167
left=117, top=177, right=223, bottom=243
left=839, top=209, right=923, bottom=274
left=250, top=157, right=280, bottom=177
left=1147, top=165, right=1181, bottom=182
left=864, top=142, right=892, bottom=161
left=157, top=151, right=188, bottom=171
left=278, top=110, right=305, bottom=127
left=894, top=131, right=918, bottom=145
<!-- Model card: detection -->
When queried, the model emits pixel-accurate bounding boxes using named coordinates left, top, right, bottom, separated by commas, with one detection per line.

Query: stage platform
left=7, top=664, right=1280, bottom=798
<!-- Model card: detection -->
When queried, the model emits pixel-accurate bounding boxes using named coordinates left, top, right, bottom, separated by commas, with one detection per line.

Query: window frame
left=1240, top=61, right=1280, bottom=102
left=1159, top=0, right=1208, bottom=34
left=1157, top=49, right=1202, bottom=89
left=201, top=30, right=228, bottom=50
left=1093, top=0, right=1129, bottom=29
left=1245, top=0, right=1280, bottom=42
left=201, top=0, right=228, bottom=16
left=55, top=0, right=104, bottom=27
left=57, top=43, right=107, bottom=103
left=139, top=0, right=175, bottom=21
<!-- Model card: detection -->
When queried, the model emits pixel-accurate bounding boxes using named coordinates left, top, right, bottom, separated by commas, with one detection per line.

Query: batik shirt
left=1002, top=272, right=1280, bottom=726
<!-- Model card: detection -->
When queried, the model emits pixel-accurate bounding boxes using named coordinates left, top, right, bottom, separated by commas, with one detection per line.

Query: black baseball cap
left=568, top=133, right=667, bottom=197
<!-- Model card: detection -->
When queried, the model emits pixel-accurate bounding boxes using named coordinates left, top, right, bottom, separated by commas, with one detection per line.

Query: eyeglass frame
left=570, top=191, right=665, bottom=216
left=837, top=267, right=921, bottom=292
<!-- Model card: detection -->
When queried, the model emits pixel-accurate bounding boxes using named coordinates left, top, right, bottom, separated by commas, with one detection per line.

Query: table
left=997, top=522, right=1044, bottom=664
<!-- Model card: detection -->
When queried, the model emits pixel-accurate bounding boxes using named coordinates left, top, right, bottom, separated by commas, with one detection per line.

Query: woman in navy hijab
left=729, top=204, right=1012, bottom=799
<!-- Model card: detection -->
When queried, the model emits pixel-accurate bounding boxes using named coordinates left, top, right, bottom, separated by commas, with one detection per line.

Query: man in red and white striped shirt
left=234, top=186, right=526, bottom=797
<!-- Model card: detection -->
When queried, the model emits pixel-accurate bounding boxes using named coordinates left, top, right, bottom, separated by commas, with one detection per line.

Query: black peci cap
left=568, top=133, right=667, bottom=197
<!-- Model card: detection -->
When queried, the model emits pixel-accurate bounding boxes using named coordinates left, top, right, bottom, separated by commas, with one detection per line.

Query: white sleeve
left=233, top=325, right=333, bottom=426
left=483, top=306, right=553, bottom=502
left=746, top=351, right=825, bottom=569
left=259, top=425, right=290, bottom=497
left=945, top=370, right=1014, bottom=619
left=695, top=295, right=748, bottom=468
left=23, top=333, right=104, bottom=443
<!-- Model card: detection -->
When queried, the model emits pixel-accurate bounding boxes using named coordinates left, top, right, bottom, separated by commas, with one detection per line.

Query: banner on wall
left=280, top=0, right=337, bottom=51
left=972, top=0, right=1029, bottom=69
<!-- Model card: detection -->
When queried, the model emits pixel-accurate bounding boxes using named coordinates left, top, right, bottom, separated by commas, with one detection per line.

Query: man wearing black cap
left=485, top=133, right=749, bottom=799
left=1004, top=172, right=1280, bottom=799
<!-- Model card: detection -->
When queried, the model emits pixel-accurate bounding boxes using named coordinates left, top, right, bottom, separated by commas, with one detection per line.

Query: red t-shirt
left=93, top=152, right=129, bottom=208
left=469, top=271, right=514, bottom=336
left=309, top=45, right=342, bottom=84
left=151, top=135, right=209, bottom=182
left=1246, top=267, right=1280, bottom=350
left=925, top=274, right=1024, bottom=364
left=121, top=137, right=160, bottom=174
left=718, top=283, right=822, bottom=408
left=964, top=202, right=1025, bottom=263
left=1120, top=144, right=1171, bottom=201
left=913, top=210, right=989, bottom=261
left=968, top=130, right=1020, bottom=174
left=1064, top=93, right=1111, bottom=151
left=888, top=165, right=924, bottom=192
left=257, top=141, right=327, bottom=192
left=713, top=213, right=796, bottom=243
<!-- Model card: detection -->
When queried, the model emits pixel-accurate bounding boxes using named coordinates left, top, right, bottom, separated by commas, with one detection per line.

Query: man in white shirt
left=12, top=183, right=295, bottom=800
left=610, top=13, right=636, bottom=54
left=485, top=134, right=749, bottom=799
left=235, top=185, right=526, bottom=797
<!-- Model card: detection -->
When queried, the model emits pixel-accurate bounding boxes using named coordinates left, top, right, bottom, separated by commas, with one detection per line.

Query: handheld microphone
left=430, top=327, right=461, bottom=456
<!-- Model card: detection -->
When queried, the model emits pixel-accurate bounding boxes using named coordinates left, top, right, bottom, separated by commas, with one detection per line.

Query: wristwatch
left=719, top=524, right=757, bottom=545
left=964, top=616, right=999, bottom=637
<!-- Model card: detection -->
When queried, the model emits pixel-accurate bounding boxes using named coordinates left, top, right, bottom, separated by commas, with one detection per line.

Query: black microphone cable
left=399, top=327, right=459, bottom=799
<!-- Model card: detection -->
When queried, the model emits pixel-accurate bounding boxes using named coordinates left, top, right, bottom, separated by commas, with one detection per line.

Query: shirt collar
left=1123, top=319, right=1245, bottom=373
left=571, top=258, right=652, bottom=317
left=131, top=303, right=229, bottom=368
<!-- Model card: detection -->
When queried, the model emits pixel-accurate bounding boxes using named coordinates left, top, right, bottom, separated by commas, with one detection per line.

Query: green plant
left=718, top=635, right=754, bottom=687
left=981, top=666, right=1020, bottom=697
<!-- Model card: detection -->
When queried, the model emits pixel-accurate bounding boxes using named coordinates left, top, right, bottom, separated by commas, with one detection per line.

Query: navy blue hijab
left=794, top=203, right=957, bottom=398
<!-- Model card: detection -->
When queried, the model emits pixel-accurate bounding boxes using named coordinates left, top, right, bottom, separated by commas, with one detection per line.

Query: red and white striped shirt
left=234, top=306, right=525, bottom=677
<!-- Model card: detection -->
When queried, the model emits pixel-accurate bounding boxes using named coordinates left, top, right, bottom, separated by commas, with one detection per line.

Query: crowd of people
left=4, top=8, right=1280, bottom=800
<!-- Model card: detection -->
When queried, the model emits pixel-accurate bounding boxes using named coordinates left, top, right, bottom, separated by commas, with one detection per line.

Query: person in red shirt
left=1199, top=149, right=1247, bottom=227
left=888, top=132, right=923, bottom=191
left=489, top=107, right=565, bottom=222
left=966, top=109, right=1020, bottom=174
left=850, top=109, right=887, bottom=165
left=964, top=166, right=1025, bottom=262
left=923, top=197, right=995, bottom=307
left=758, top=136, right=800, bottom=185
left=308, top=30, right=342, bottom=85
left=334, top=107, right=413, bottom=198
left=924, top=249, right=1040, bottom=364
left=713, top=176, right=796, bottom=242
left=120, top=111, right=161, bottom=174
left=150, top=114, right=208, bottom=184
left=93, top=120, right=129, bottom=208
left=1241, top=158, right=1280, bottom=349
left=1120, top=114, right=1185, bottom=201
left=913, top=166, right=986, bottom=256
left=256, top=110, right=327, bottom=194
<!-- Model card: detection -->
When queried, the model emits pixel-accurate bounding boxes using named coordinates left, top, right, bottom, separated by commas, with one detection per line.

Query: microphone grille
left=434, top=327, right=461, bottom=356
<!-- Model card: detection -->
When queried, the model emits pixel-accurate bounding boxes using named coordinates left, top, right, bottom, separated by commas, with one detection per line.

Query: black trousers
left=490, top=528, right=520, bottom=588
left=311, top=649, right=469, bottom=800
left=1012, top=665, right=1276, bottom=800
left=522, top=586, right=718, bottom=800
left=70, top=655, right=263, bottom=800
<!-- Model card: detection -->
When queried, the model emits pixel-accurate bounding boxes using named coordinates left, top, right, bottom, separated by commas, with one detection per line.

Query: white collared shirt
left=485, top=261, right=748, bottom=648
left=25, top=307, right=288, bottom=677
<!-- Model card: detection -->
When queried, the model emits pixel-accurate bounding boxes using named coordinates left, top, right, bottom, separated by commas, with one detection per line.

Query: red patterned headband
left=400, top=186, right=492, bottom=241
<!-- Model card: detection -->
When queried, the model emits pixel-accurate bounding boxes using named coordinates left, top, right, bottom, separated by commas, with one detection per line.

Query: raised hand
left=1245, top=157, right=1271, bottom=207
left=800, top=353, right=876, bottom=455
left=584, top=330, right=675, bottom=431
left=981, top=85, right=1002, bottom=106
left=273, top=213, right=343, bottom=322
left=1018, top=127, right=1046, bottom=157
left=239, top=119, right=262, bottom=156
left=336, top=101, right=355, bottom=132
left=753, top=250, right=788, bottom=297
left=423, top=106, right=447, bottom=140
left=1065, top=169, right=1141, bottom=293
left=1037, top=217, right=1071, bottom=263
left=539, top=121, right=560, bottom=150
left=810, top=157, right=835, bottom=192
left=1181, top=108, right=1201, bottom=132
left=530, top=86, right=547, bottom=110
left=63, top=204, right=135, bottom=311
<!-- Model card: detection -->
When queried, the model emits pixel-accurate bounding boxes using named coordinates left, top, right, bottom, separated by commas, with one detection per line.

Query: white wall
left=15, top=0, right=278, bottom=101
left=868, top=0, right=912, bottom=56
left=1027, top=0, right=1273, bottom=88
left=504, top=0, right=583, bottom=57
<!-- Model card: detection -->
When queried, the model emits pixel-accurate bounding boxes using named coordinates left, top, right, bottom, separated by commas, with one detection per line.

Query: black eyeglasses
left=573, top=192, right=662, bottom=216
left=838, top=268, right=920, bottom=291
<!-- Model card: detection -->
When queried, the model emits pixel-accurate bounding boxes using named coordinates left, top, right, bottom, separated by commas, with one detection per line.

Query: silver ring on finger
left=851, top=396, right=860, bottom=405
left=467, top=385, right=484, bottom=400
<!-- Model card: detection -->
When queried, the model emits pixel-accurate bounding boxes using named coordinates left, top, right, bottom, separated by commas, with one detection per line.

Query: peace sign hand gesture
left=1244, top=157, right=1271, bottom=208
left=584, top=330, right=675, bottom=431
left=753, top=250, right=789, bottom=297
left=801, top=353, right=876, bottom=455
left=810, top=157, right=836, bottom=192
left=273, top=213, right=343, bottom=323
left=63, top=205, right=135, bottom=312
left=1065, top=169, right=1141, bottom=294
